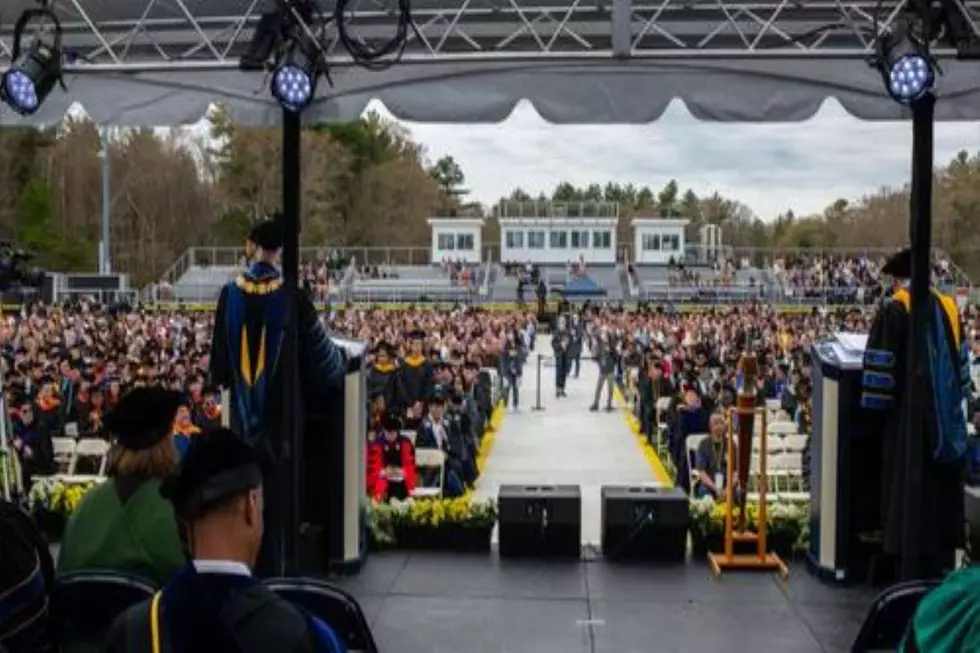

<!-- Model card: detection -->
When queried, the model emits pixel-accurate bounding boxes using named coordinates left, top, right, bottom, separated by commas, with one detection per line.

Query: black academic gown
left=208, top=261, right=347, bottom=576
left=862, top=293, right=964, bottom=573
left=105, top=565, right=342, bottom=653
left=398, top=356, right=434, bottom=408
left=368, top=363, right=406, bottom=412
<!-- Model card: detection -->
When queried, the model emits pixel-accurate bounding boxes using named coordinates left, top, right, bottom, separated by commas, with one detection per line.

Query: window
left=571, top=230, right=589, bottom=248
left=549, top=231, right=568, bottom=249
left=505, top=230, right=524, bottom=248
left=438, top=233, right=455, bottom=250
left=456, top=233, right=474, bottom=250
left=642, top=234, right=660, bottom=251
left=528, top=230, right=546, bottom=249
left=662, top=234, right=680, bottom=252
left=593, top=230, right=612, bottom=249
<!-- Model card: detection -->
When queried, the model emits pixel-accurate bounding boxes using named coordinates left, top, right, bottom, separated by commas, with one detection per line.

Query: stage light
left=271, top=36, right=319, bottom=112
left=877, top=32, right=935, bottom=105
left=1, top=8, right=65, bottom=116
left=1, top=43, right=61, bottom=115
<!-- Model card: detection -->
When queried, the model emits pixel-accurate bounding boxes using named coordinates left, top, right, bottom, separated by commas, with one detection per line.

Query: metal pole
left=100, top=126, right=112, bottom=275
left=533, top=354, right=544, bottom=411
left=279, top=107, right=303, bottom=577
left=899, top=91, right=935, bottom=582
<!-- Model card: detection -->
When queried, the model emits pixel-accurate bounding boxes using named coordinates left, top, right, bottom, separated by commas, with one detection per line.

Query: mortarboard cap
left=160, top=428, right=266, bottom=519
left=380, top=411, right=403, bottom=431
left=104, top=386, right=184, bottom=451
left=881, top=247, right=912, bottom=279
left=248, top=219, right=284, bottom=251
left=409, top=329, right=425, bottom=341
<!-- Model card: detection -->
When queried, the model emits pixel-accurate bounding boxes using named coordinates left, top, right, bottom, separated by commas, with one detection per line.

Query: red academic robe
left=367, top=436, right=417, bottom=501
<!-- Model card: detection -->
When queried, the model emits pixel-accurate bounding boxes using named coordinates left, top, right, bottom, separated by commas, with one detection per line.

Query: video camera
left=0, top=242, right=45, bottom=290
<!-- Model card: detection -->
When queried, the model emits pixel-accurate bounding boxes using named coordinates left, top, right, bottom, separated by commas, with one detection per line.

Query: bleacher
left=171, top=266, right=236, bottom=302
left=636, top=266, right=770, bottom=303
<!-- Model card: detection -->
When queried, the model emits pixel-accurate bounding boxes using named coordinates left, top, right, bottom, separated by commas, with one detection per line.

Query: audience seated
left=58, top=387, right=186, bottom=587
left=104, top=429, right=345, bottom=653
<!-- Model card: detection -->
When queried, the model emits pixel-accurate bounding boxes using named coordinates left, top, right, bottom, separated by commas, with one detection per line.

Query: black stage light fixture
left=271, top=32, right=319, bottom=112
left=876, top=26, right=936, bottom=105
left=1, top=7, right=65, bottom=116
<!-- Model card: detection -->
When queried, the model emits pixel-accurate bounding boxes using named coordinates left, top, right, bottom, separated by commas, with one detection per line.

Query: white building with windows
left=428, top=217, right=485, bottom=264
left=497, top=200, right=619, bottom=264
left=632, top=217, right=690, bottom=265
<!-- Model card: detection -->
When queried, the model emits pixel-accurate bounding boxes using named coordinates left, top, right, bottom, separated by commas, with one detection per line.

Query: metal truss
left=0, top=0, right=978, bottom=72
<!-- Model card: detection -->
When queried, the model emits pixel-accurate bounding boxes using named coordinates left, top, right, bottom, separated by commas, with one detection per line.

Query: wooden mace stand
left=707, top=406, right=789, bottom=578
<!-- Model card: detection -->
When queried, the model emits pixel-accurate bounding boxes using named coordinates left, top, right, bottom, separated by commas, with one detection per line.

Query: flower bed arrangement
left=27, top=477, right=101, bottom=540
left=367, top=496, right=497, bottom=552
left=689, top=496, right=810, bottom=560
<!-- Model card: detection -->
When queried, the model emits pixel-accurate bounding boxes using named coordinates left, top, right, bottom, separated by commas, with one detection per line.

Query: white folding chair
left=411, top=448, right=445, bottom=498
left=768, top=421, right=799, bottom=438
left=685, top=433, right=709, bottom=497
left=51, top=437, right=77, bottom=471
left=70, top=438, right=111, bottom=477
left=783, top=434, right=808, bottom=454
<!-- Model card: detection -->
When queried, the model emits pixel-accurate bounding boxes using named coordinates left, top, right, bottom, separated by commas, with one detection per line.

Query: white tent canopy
left=1, top=0, right=980, bottom=125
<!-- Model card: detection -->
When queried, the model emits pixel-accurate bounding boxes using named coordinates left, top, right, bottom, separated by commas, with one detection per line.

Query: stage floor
left=329, top=551, right=877, bottom=653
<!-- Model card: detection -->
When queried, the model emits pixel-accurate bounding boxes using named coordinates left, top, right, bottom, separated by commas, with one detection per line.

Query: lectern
left=808, top=333, right=881, bottom=583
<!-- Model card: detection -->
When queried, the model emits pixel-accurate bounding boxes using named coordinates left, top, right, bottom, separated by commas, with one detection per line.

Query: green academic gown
left=903, top=567, right=980, bottom=652
left=57, top=477, right=186, bottom=587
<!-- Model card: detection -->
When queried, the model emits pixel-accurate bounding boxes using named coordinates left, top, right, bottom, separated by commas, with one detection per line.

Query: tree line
left=1, top=110, right=979, bottom=285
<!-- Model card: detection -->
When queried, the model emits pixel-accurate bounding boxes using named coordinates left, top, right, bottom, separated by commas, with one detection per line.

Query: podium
left=302, top=338, right=368, bottom=574
left=807, top=333, right=882, bottom=583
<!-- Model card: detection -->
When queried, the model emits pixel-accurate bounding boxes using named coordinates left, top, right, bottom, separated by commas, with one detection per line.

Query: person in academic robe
left=57, top=386, right=186, bottom=587
left=172, top=397, right=202, bottom=460
left=33, top=376, right=62, bottom=441
left=367, top=412, right=416, bottom=502
left=11, top=393, right=55, bottom=491
left=901, top=565, right=980, bottom=652
left=104, top=429, right=345, bottom=653
left=208, top=217, right=348, bottom=452
left=399, top=330, right=434, bottom=419
left=194, top=386, right=224, bottom=431
left=368, top=342, right=406, bottom=414
left=208, top=218, right=348, bottom=576
left=861, top=247, right=970, bottom=578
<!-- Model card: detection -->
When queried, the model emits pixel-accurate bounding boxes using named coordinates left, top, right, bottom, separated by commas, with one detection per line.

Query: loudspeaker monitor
left=601, top=485, right=687, bottom=562
left=498, top=485, right=581, bottom=558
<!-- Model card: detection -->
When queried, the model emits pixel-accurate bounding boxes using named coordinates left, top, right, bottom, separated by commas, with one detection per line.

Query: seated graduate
left=367, top=411, right=416, bottom=502
left=104, top=429, right=346, bottom=653
left=901, top=565, right=980, bottom=652
left=57, top=386, right=186, bottom=587
left=172, top=396, right=202, bottom=459
left=694, top=413, right=731, bottom=500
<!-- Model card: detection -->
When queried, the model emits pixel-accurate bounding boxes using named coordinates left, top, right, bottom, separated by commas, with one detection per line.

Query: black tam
left=248, top=219, right=284, bottom=252
left=104, top=386, right=183, bottom=451
left=882, top=247, right=912, bottom=278
left=160, top=428, right=265, bottom=518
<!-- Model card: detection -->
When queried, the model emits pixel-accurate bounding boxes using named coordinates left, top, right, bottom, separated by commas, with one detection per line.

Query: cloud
left=375, top=99, right=980, bottom=221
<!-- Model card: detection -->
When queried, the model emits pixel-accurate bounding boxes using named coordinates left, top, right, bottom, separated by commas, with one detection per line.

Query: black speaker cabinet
left=498, top=485, right=581, bottom=558
left=601, top=486, right=688, bottom=562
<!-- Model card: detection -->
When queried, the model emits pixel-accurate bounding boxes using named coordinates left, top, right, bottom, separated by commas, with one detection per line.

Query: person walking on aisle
left=590, top=328, right=617, bottom=412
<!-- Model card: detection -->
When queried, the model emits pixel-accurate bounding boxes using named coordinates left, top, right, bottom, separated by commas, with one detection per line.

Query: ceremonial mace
left=735, top=351, right=758, bottom=532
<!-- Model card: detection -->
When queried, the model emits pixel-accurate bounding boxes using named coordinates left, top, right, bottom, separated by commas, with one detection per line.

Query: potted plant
left=27, top=478, right=100, bottom=542
left=367, top=497, right=498, bottom=551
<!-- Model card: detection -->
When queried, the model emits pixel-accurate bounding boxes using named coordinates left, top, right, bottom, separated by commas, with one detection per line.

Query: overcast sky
left=371, top=98, right=980, bottom=222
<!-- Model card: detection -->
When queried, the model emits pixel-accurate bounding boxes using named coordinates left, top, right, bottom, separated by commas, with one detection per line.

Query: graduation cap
left=104, top=386, right=184, bottom=451
left=429, top=390, right=446, bottom=405
left=463, top=360, right=479, bottom=371
left=882, top=247, right=912, bottom=278
left=248, top=219, right=284, bottom=252
left=408, top=329, right=425, bottom=341
left=373, top=341, right=393, bottom=357
left=380, top=411, right=403, bottom=432
left=160, top=428, right=266, bottom=519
